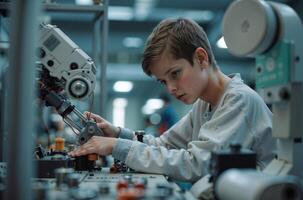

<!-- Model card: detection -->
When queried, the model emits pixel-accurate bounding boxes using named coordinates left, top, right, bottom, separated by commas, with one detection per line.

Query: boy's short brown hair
left=142, top=18, right=218, bottom=76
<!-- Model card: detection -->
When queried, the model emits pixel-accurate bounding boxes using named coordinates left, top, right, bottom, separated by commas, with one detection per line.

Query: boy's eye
left=170, top=70, right=181, bottom=79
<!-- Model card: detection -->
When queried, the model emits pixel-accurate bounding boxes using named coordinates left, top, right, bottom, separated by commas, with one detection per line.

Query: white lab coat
left=112, top=74, right=276, bottom=183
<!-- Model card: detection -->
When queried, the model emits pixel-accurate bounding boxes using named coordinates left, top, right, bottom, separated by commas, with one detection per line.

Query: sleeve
left=118, top=93, right=254, bottom=182
left=118, top=127, right=135, bottom=140
left=143, top=110, right=194, bottom=150
left=118, top=109, right=194, bottom=150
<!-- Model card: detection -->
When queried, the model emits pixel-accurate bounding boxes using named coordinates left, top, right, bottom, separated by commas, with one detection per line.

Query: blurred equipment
left=158, top=94, right=178, bottom=135
left=2, top=162, right=195, bottom=199
left=34, top=144, right=75, bottom=178
left=216, top=169, right=303, bottom=200
left=219, top=0, right=303, bottom=199
left=38, top=169, right=194, bottom=200
left=190, top=144, right=257, bottom=199
left=209, top=144, right=256, bottom=185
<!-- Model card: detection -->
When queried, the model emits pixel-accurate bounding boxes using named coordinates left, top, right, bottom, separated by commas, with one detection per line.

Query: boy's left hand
left=68, top=136, right=117, bottom=157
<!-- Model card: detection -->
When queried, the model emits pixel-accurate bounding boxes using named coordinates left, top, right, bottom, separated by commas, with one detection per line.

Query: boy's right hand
left=84, top=111, right=120, bottom=138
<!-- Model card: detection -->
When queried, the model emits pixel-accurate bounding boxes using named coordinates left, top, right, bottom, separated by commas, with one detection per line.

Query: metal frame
left=4, top=1, right=41, bottom=200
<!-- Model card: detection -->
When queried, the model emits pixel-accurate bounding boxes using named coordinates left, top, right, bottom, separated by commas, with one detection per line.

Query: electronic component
left=135, top=130, right=145, bottom=142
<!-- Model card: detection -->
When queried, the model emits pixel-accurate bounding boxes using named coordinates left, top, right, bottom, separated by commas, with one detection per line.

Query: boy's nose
left=166, top=82, right=177, bottom=94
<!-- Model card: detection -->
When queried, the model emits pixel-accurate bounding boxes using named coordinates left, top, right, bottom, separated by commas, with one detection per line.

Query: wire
left=63, top=118, right=79, bottom=136
left=87, top=92, right=95, bottom=120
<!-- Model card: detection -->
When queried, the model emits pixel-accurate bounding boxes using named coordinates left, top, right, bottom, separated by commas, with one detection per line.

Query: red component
left=116, top=179, right=128, bottom=191
left=134, top=182, right=145, bottom=190
left=117, top=188, right=144, bottom=200
left=110, top=165, right=118, bottom=173
left=88, top=153, right=98, bottom=161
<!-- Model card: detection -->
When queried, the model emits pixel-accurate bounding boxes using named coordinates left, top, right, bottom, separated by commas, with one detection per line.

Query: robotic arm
left=37, top=23, right=104, bottom=145
left=42, top=90, right=104, bottom=145
left=36, top=24, right=128, bottom=174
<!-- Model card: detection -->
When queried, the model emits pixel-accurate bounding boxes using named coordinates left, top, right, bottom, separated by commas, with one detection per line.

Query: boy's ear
left=195, top=47, right=209, bottom=67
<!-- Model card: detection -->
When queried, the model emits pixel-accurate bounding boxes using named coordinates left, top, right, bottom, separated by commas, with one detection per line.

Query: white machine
left=223, top=0, right=303, bottom=178
left=38, top=23, right=96, bottom=100
left=216, top=169, right=302, bottom=200
left=36, top=24, right=104, bottom=145
left=215, top=0, right=303, bottom=199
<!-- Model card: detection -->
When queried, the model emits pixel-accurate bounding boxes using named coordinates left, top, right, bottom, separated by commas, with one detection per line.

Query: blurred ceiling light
left=141, top=98, right=164, bottom=115
left=113, top=81, right=133, bottom=93
left=184, top=10, right=214, bottom=22
left=142, top=105, right=154, bottom=115
left=151, top=9, right=213, bottom=23
left=134, top=0, right=158, bottom=20
left=113, top=98, right=128, bottom=127
left=123, top=37, right=143, bottom=48
left=217, top=36, right=227, bottom=49
left=108, top=6, right=134, bottom=21
left=75, top=0, right=92, bottom=5
left=113, top=98, right=128, bottom=107
left=146, top=99, right=164, bottom=110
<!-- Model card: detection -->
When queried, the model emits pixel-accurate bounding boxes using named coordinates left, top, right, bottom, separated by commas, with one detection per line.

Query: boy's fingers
left=97, top=122, right=107, bottom=129
left=84, top=112, right=102, bottom=120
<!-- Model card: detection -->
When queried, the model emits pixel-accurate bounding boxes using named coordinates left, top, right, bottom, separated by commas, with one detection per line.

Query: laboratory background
left=0, top=0, right=303, bottom=199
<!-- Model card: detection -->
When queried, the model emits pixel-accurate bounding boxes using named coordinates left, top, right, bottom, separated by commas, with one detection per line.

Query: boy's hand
left=68, top=136, right=117, bottom=157
left=84, top=111, right=120, bottom=138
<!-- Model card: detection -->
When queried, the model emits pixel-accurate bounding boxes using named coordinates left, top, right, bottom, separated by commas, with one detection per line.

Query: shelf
left=0, top=2, right=105, bottom=14
left=43, top=3, right=105, bottom=13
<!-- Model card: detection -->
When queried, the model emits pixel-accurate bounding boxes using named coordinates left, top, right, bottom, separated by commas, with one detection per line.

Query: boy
left=69, top=18, right=276, bottom=183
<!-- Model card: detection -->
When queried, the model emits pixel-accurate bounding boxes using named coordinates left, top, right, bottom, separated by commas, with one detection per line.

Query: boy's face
left=150, top=50, right=209, bottom=105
